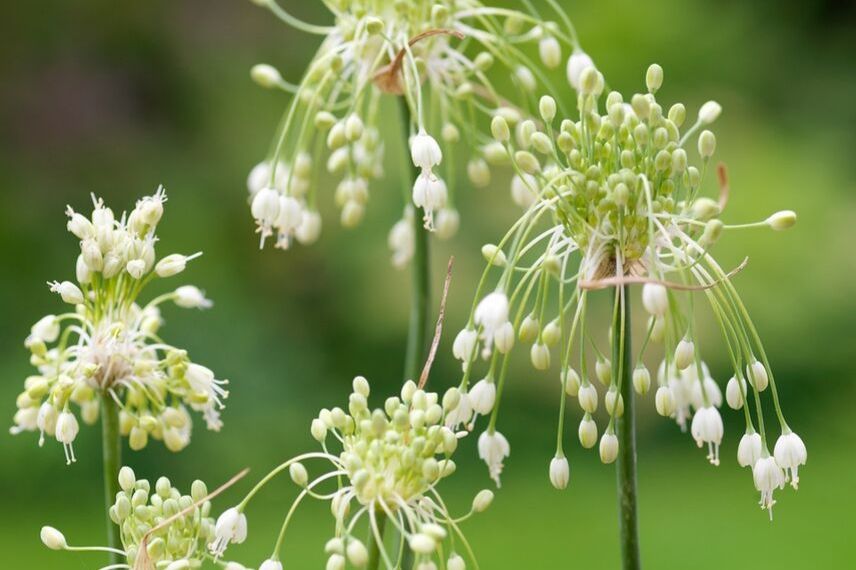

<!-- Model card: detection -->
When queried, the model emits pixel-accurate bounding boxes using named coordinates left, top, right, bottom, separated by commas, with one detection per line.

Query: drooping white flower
left=578, top=384, right=598, bottom=414
left=478, top=430, right=510, bottom=486
left=773, top=431, right=807, bottom=489
left=468, top=379, right=496, bottom=416
left=599, top=432, right=618, bottom=464
left=725, top=376, right=746, bottom=410
left=444, top=391, right=473, bottom=430
left=412, top=172, right=448, bottom=229
left=259, top=560, right=283, bottom=570
left=210, top=507, right=248, bottom=558
left=737, top=432, right=762, bottom=468
left=30, top=315, right=60, bottom=343
left=752, top=456, right=785, bottom=519
left=48, top=281, right=84, bottom=305
left=641, top=283, right=668, bottom=316
left=690, top=406, right=723, bottom=465
left=746, top=360, right=769, bottom=392
left=674, top=338, right=695, bottom=370
left=452, top=328, right=478, bottom=366
left=174, top=285, right=213, bottom=309
left=388, top=209, right=415, bottom=269
left=549, top=455, right=570, bottom=490
left=410, top=130, right=442, bottom=170
left=55, top=411, right=79, bottom=465
left=474, top=292, right=509, bottom=349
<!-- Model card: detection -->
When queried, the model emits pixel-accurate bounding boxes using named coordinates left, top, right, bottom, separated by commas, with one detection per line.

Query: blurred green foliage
left=1, top=0, right=854, bottom=567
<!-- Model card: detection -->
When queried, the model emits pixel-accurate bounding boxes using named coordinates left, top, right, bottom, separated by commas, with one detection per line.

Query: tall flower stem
left=614, top=285, right=641, bottom=569
left=400, top=96, right=432, bottom=384
left=100, top=395, right=123, bottom=566
left=367, top=511, right=387, bottom=570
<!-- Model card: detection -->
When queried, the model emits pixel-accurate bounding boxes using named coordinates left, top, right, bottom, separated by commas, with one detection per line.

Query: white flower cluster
left=40, top=467, right=250, bottom=569
left=452, top=63, right=803, bottom=517
left=11, top=190, right=229, bottom=462
left=248, top=0, right=586, bottom=262
left=214, top=376, right=493, bottom=569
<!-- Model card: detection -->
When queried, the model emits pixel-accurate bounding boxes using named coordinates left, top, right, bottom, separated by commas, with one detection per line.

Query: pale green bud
left=472, top=489, right=494, bottom=512
left=290, top=462, right=309, bottom=487
left=766, top=210, right=797, bottom=230
left=692, top=197, right=721, bottom=220
left=474, top=52, right=494, bottom=71
left=481, top=244, right=507, bottom=266
left=119, top=466, right=136, bottom=493
left=365, top=17, right=384, bottom=35
left=250, top=64, right=282, bottom=89
left=698, top=129, right=716, bottom=158
left=539, top=95, right=557, bottom=122
left=530, top=131, right=553, bottom=155
left=698, top=101, right=722, bottom=124
left=514, top=151, right=541, bottom=174
left=467, top=158, right=490, bottom=188
left=646, top=63, right=664, bottom=93
left=315, top=111, right=336, bottom=130
left=672, top=148, right=688, bottom=173
left=490, top=115, right=510, bottom=142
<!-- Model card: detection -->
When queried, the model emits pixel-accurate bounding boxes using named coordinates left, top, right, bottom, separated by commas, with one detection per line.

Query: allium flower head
left=247, top=0, right=585, bottom=252
left=224, top=375, right=491, bottom=568
left=40, top=467, right=246, bottom=569
left=453, top=63, right=804, bottom=515
left=11, top=189, right=228, bottom=461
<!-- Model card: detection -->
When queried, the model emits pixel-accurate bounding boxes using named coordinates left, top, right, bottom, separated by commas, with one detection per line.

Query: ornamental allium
left=40, top=467, right=245, bottom=569
left=225, top=376, right=490, bottom=568
left=246, top=0, right=586, bottom=253
left=452, top=63, right=804, bottom=514
left=10, top=189, right=228, bottom=462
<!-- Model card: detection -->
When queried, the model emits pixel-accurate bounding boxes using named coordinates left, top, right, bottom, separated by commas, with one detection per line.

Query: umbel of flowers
left=245, top=0, right=587, bottom=262
left=452, top=61, right=805, bottom=517
left=10, top=189, right=229, bottom=462
left=212, top=376, right=493, bottom=570
left=40, top=467, right=251, bottom=570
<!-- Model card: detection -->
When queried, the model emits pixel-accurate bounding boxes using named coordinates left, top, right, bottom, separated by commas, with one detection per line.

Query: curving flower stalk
left=215, top=376, right=493, bottom=570
left=451, top=61, right=803, bottom=565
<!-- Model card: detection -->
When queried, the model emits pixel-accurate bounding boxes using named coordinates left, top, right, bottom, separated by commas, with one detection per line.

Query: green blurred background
left=1, top=0, right=854, bottom=567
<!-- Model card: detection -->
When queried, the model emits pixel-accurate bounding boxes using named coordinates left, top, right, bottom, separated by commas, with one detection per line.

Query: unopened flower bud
left=766, top=210, right=797, bottom=231
left=599, top=432, right=618, bottom=463
left=40, top=526, right=67, bottom=550
left=539, top=37, right=561, bottom=69
left=472, top=489, right=494, bottom=512
left=539, top=95, right=557, bottom=122
left=549, top=455, right=570, bottom=489
left=633, top=365, right=651, bottom=395
left=646, top=63, right=663, bottom=93
left=674, top=337, right=695, bottom=370
left=698, top=130, right=716, bottom=158
left=698, top=101, right=722, bottom=124
left=250, top=64, right=282, bottom=89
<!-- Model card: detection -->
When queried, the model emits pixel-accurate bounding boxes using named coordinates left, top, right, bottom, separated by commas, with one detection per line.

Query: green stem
left=367, top=510, right=387, bottom=570
left=400, top=96, right=432, bottom=383
left=100, top=395, right=123, bottom=566
left=614, top=286, right=641, bottom=570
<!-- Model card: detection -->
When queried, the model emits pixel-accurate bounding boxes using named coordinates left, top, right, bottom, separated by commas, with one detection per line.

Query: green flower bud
left=646, top=63, right=664, bottom=93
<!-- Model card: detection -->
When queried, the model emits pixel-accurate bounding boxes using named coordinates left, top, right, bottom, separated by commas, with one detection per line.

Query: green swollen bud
left=668, top=103, right=686, bottom=127
left=514, top=150, right=541, bottom=174
left=646, top=63, right=664, bottom=93
left=530, top=131, right=553, bottom=155
left=698, top=130, right=716, bottom=158
left=490, top=116, right=510, bottom=142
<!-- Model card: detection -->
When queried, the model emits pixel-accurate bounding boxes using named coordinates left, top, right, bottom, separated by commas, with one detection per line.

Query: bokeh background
left=1, top=0, right=854, bottom=567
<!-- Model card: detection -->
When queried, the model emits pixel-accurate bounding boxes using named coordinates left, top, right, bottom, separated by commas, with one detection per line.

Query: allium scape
left=451, top=60, right=804, bottom=518
left=11, top=189, right=229, bottom=461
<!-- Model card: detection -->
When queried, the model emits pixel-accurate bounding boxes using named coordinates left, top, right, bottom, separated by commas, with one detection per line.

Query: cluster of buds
left=248, top=0, right=586, bottom=263
left=213, top=376, right=492, bottom=569
left=10, top=190, right=229, bottom=462
left=453, top=61, right=804, bottom=517
left=40, top=467, right=250, bottom=569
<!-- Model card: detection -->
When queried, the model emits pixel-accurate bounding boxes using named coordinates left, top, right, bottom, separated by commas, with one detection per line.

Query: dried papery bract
left=11, top=188, right=230, bottom=459
left=245, top=0, right=586, bottom=264
left=453, top=63, right=804, bottom=518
